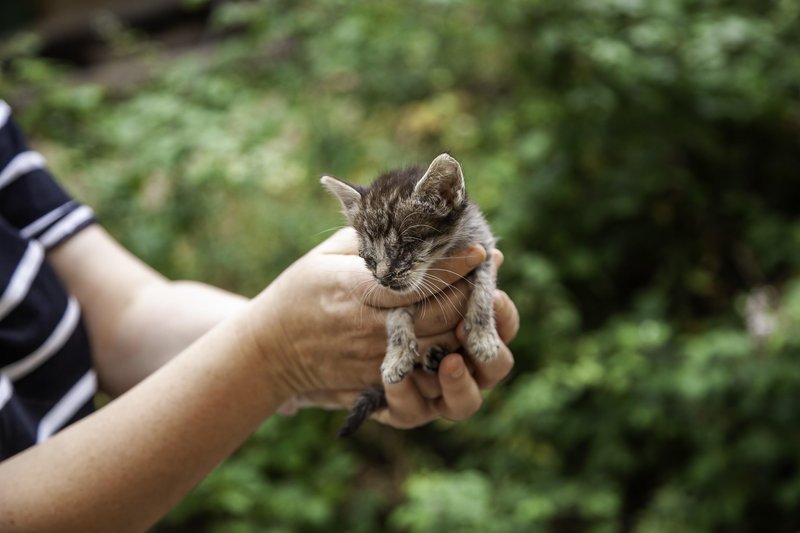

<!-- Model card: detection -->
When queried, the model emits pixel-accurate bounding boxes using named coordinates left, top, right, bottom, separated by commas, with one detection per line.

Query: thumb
left=314, top=227, right=360, bottom=255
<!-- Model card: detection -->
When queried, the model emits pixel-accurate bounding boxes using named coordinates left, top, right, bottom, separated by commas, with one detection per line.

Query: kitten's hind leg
left=464, top=258, right=501, bottom=363
left=340, top=306, right=417, bottom=437
left=338, top=386, right=387, bottom=438
left=422, top=344, right=452, bottom=374
left=381, top=306, right=418, bottom=384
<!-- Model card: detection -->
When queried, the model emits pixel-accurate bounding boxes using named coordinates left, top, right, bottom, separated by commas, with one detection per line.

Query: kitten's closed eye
left=359, top=251, right=377, bottom=270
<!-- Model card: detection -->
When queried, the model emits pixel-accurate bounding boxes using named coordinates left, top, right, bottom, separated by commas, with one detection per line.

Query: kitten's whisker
left=425, top=268, right=477, bottom=288
left=413, top=286, right=429, bottom=321
left=415, top=281, right=445, bottom=322
left=428, top=287, right=454, bottom=324
left=420, top=274, right=464, bottom=320
left=428, top=288, right=450, bottom=323
left=348, top=278, right=377, bottom=300
left=417, top=276, right=453, bottom=322
left=428, top=276, right=469, bottom=299
left=427, top=254, right=487, bottom=265
left=416, top=285, right=444, bottom=325
left=311, top=224, right=349, bottom=238
left=430, top=254, right=475, bottom=261
left=358, top=284, right=382, bottom=329
left=418, top=271, right=471, bottom=298
left=356, top=284, right=370, bottom=328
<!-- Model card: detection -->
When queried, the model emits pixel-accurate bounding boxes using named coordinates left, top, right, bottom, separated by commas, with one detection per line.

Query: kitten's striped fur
left=322, top=154, right=500, bottom=436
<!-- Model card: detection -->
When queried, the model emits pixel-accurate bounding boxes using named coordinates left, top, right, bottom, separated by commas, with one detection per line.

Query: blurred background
left=3, top=0, right=800, bottom=531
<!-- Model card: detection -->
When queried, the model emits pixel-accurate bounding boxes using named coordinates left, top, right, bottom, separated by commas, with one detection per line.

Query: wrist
left=237, top=295, right=302, bottom=404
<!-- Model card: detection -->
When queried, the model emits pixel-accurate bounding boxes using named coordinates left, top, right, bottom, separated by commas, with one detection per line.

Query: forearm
left=0, top=307, right=289, bottom=533
left=48, top=225, right=249, bottom=396
left=100, top=279, right=248, bottom=395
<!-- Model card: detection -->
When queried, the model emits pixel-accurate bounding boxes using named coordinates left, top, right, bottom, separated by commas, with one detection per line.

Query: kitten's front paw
left=466, top=328, right=501, bottom=364
left=381, top=341, right=418, bottom=384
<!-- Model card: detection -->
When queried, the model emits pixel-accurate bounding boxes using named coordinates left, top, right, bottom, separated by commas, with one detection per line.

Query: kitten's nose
left=377, top=273, right=395, bottom=287
left=375, top=263, right=390, bottom=281
left=376, top=267, right=396, bottom=288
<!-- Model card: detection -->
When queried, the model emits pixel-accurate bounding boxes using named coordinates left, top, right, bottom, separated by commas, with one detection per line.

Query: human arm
left=47, top=224, right=493, bottom=399
left=0, top=293, right=289, bottom=532
left=0, top=224, right=510, bottom=531
left=46, top=224, right=250, bottom=396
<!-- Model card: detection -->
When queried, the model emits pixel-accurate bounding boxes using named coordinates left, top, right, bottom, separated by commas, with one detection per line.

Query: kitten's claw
left=381, top=341, right=418, bottom=384
left=466, top=328, right=501, bottom=363
left=381, top=360, right=412, bottom=384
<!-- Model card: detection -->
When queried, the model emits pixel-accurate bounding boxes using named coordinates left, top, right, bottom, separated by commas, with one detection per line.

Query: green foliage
left=390, top=471, right=497, bottom=532
left=3, top=0, right=800, bottom=530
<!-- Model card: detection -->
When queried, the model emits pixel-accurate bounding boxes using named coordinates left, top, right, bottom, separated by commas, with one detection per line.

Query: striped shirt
left=0, top=100, right=97, bottom=460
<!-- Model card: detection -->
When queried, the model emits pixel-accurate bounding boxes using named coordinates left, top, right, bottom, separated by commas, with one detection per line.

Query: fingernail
left=450, top=364, right=465, bottom=380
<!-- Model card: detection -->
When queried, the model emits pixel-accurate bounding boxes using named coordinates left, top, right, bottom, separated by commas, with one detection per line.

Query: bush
left=3, top=0, right=800, bottom=530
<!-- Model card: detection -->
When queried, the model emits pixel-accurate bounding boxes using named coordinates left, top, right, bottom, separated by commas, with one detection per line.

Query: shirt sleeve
left=0, top=100, right=96, bottom=249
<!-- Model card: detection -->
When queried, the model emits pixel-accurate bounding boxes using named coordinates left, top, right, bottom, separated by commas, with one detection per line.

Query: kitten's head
left=321, top=153, right=467, bottom=292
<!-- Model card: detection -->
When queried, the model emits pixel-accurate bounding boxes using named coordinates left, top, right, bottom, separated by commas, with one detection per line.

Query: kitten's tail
left=337, top=386, right=388, bottom=438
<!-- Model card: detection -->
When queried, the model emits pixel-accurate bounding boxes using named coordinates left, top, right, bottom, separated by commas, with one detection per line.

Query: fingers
left=471, top=343, right=515, bottom=390
left=408, top=248, right=503, bottom=329
left=490, top=248, right=504, bottom=270
left=323, top=256, right=400, bottom=310
left=376, top=379, right=437, bottom=429
left=432, top=354, right=483, bottom=420
left=416, top=331, right=460, bottom=360
left=315, top=227, right=360, bottom=255
left=493, top=290, right=520, bottom=343
left=411, top=370, right=442, bottom=400
left=415, top=244, right=487, bottom=297
left=413, top=279, right=471, bottom=336
left=380, top=355, right=486, bottom=426
left=456, top=320, right=519, bottom=389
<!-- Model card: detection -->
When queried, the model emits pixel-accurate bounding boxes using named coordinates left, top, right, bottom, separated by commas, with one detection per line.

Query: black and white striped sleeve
left=0, top=100, right=96, bottom=249
left=0, top=99, right=98, bottom=460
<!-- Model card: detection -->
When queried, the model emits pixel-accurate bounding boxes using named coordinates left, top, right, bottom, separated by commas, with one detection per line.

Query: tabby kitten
left=321, top=153, right=500, bottom=436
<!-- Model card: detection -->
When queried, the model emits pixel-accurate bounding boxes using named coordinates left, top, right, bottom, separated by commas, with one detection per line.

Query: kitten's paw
left=466, top=328, right=501, bottom=364
left=381, top=341, right=418, bottom=384
left=381, top=358, right=413, bottom=384
left=422, top=345, right=451, bottom=374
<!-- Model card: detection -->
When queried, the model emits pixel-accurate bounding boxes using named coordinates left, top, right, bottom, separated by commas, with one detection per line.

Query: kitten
left=321, top=153, right=500, bottom=436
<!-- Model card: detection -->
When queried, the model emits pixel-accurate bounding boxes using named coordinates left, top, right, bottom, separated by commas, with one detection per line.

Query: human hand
left=377, top=284, right=518, bottom=427
left=274, top=247, right=519, bottom=428
left=248, top=227, right=487, bottom=401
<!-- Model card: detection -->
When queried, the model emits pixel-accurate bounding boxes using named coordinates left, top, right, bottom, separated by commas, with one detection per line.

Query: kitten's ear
left=413, top=153, right=466, bottom=210
left=321, top=175, right=363, bottom=219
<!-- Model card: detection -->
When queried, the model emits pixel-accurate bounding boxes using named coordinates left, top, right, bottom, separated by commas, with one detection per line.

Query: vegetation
left=3, top=0, right=800, bottom=530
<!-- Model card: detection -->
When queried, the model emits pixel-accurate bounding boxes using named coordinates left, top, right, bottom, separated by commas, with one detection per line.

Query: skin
left=0, top=224, right=518, bottom=532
